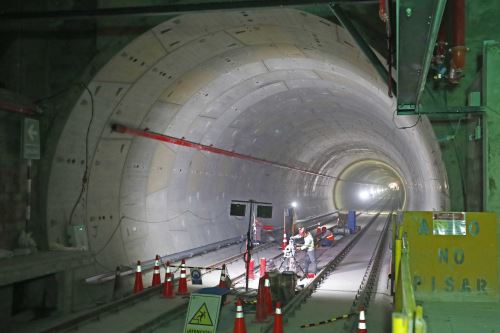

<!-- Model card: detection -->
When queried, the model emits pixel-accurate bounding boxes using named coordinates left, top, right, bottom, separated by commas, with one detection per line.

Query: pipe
left=0, top=99, right=38, bottom=117
left=449, top=0, right=465, bottom=84
left=379, top=0, right=388, bottom=22
left=26, top=159, right=32, bottom=230
left=111, top=124, right=334, bottom=179
left=0, top=1, right=378, bottom=20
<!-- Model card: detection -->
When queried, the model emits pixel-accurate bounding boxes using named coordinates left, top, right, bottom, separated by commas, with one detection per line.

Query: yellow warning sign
left=184, top=293, right=221, bottom=333
left=403, top=211, right=498, bottom=301
left=188, top=303, right=213, bottom=326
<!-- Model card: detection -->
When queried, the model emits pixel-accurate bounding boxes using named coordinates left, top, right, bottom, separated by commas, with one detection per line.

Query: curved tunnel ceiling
left=46, top=9, right=448, bottom=268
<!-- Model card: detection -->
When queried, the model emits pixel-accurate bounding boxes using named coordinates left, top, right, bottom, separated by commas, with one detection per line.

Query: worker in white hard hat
left=291, top=227, right=316, bottom=278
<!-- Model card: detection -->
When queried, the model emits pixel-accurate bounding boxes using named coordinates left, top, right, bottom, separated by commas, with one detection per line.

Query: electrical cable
left=34, top=85, right=75, bottom=103
left=68, top=83, right=95, bottom=226
left=392, top=109, right=422, bottom=129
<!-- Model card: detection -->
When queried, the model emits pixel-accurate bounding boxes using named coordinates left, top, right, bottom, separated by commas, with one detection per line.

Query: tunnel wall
left=45, top=9, right=448, bottom=270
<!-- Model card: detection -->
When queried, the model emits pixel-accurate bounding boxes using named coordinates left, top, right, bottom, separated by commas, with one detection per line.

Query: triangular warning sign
left=188, top=302, right=213, bottom=326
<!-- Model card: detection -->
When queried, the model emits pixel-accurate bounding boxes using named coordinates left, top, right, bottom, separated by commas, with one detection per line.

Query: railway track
left=34, top=209, right=392, bottom=333
left=269, top=207, right=393, bottom=333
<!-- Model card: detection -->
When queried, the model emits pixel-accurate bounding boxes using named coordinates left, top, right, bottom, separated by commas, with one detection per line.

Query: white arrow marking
left=28, top=124, right=37, bottom=141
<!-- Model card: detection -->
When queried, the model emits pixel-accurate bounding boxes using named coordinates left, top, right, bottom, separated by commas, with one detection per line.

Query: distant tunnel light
left=358, top=190, right=370, bottom=201
left=291, top=201, right=298, bottom=208
left=388, top=182, right=400, bottom=190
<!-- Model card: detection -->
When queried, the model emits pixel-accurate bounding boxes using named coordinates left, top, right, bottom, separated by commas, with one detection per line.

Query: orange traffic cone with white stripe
left=273, top=302, right=283, bottom=333
left=218, top=264, right=228, bottom=288
left=162, top=261, right=174, bottom=298
left=152, top=254, right=161, bottom=286
left=357, top=307, right=367, bottom=332
left=233, top=298, right=247, bottom=333
left=263, top=273, right=273, bottom=315
left=133, top=260, right=144, bottom=294
left=177, top=259, right=189, bottom=295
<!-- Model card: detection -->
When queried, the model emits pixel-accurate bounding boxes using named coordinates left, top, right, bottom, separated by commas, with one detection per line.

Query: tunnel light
left=388, top=182, right=400, bottom=190
left=358, top=191, right=369, bottom=200
left=291, top=201, right=298, bottom=208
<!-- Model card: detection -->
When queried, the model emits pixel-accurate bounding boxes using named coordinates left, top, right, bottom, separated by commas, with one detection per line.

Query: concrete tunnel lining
left=46, top=8, right=448, bottom=269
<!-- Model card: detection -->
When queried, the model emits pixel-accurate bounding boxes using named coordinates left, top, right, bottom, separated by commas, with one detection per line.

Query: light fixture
left=291, top=201, right=298, bottom=208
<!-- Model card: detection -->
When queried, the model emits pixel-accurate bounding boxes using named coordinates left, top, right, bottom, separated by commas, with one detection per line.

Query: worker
left=320, top=226, right=334, bottom=247
left=291, top=227, right=316, bottom=278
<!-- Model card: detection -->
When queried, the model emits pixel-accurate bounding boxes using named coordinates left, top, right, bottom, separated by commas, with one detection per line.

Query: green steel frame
left=330, top=3, right=396, bottom=95
left=396, top=0, right=447, bottom=114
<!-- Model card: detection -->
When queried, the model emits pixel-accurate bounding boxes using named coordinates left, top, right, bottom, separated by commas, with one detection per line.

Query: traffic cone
left=133, top=260, right=144, bottom=294
left=177, top=259, right=189, bottom=295
left=254, top=275, right=269, bottom=322
left=162, top=261, right=174, bottom=298
left=273, top=302, right=283, bottom=333
left=233, top=298, right=247, bottom=333
left=357, top=307, right=367, bottom=332
left=263, top=273, right=273, bottom=315
left=260, top=258, right=266, bottom=278
left=281, top=232, right=288, bottom=251
left=218, top=264, right=228, bottom=288
left=248, top=259, right=255, bottom=280
left=152, top=254, right=162, bottom=287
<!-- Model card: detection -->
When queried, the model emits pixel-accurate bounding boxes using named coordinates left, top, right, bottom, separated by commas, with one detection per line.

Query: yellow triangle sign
left=188, top=302, right=213, bottom=326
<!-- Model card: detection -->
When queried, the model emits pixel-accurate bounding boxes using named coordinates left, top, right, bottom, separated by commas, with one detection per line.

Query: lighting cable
left=68, top=83, right=95, bottom=226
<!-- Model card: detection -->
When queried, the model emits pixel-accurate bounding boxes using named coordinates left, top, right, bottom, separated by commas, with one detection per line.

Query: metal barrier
left=392, top=214, right=427, bottom=333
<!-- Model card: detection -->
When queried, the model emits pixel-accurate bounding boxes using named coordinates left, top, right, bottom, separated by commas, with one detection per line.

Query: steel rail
left=135, top=214, right=368, bottom=333
left=85, top=210, right=339, bottom=284
left=343, top=210, right=393, bottom=332
left=262, top=211, right=383, bottom=333
left=41, top=241, right=275, bottom=333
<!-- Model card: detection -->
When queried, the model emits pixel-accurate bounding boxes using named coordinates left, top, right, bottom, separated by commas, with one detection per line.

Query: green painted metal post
left=483, top=40, right=500, bottom=290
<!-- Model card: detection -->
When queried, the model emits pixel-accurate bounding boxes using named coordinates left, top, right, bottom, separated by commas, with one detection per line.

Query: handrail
left=392, top=227, right=427, bottom=332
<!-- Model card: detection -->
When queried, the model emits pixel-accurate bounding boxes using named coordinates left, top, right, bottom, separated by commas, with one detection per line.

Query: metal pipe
left=25, top=159, right=32, bottom=230
left=329, top=4, right=396, bottom=96
left=379, top=0, right=388, bottom=22
left=449, top=0, right=465, bottom=83
left=0, top=99, right=38, bottom=117
left=111, top=124, right=334, bottom=179
left=1, top=1, right=378, bottom=21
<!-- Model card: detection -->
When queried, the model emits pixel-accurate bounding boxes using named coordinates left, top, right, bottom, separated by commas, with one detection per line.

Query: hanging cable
left=68, top=83, right=95, bottom=225
left=392, top=109, right=422, bottom=129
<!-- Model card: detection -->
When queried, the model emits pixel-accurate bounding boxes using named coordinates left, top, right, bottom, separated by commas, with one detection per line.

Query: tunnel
left=45, top=8, right=448, bottom=269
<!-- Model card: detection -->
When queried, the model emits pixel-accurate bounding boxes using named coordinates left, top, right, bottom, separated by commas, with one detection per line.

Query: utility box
left=348, top=210, right=356, bottom=234
left=67, top=225, right=88, bottom=250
